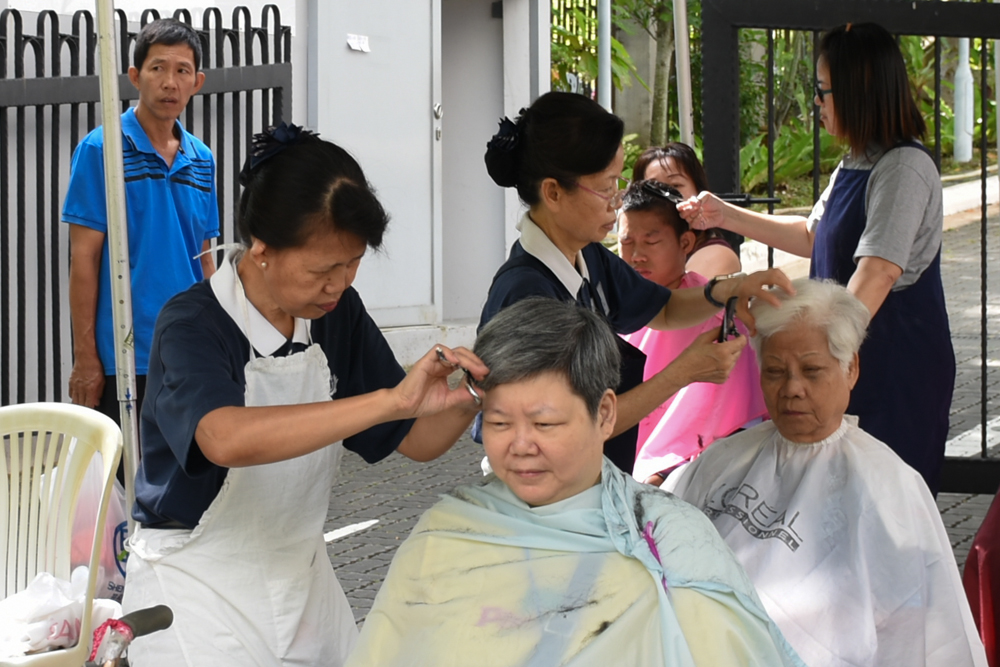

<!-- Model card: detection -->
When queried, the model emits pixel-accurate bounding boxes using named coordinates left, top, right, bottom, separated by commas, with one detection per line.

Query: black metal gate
left=700, top=0, right=1000, bottom=494
left=0, top=5, right=292, bottom=406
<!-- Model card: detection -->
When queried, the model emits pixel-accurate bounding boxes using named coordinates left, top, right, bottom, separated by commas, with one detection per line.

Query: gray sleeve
left=857, top=147, right=943, bottom=289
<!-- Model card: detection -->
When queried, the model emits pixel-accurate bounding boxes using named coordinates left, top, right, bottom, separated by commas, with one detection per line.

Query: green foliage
left=621, top=132, right=642, bottom=180
left=734, top=29, right=835, bottom=193
left=613, top=0, right=671, bottom=39
left=552, top=5, right=996, bottom=201
left=896, top=35, right=995, bottom=156
left=740, top=116, right=841, bottom=192
left=551, top=8, right=646, bottom=93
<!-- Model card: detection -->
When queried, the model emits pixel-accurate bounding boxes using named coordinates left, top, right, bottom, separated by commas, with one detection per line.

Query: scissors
left=436, top=347, right=482, bottom=405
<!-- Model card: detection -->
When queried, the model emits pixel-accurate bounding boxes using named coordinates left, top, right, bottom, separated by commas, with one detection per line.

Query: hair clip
left=239, top=122, right=319, bottom=185
left=639, top=179, right=685, bottom=204
left=486, top=116, right=520, bottom=153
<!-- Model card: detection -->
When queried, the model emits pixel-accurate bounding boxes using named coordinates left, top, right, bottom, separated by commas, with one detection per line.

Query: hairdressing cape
left=345, top=458, right=804, bottom=667
left=664, top=417, right=987, bottom=667
left=622, top=272, right=767, bottom=482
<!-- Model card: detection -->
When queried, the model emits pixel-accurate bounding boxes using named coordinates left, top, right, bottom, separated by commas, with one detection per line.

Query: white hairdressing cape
left=345, top=458, right=804, bottom=667
left=663, top=417, right=988, bottom=667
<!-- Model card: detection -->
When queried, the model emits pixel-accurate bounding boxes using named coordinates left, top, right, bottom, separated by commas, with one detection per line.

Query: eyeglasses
left=814, top=83, right=833, bottom=101
left=576, top=183, right=626, bottom=209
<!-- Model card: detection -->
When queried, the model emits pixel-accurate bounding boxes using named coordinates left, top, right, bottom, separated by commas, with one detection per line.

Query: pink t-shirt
left=622, top=272, right=768, bottom=481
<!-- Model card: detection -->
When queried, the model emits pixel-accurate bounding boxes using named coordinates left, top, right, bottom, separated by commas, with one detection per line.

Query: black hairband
left=239, top=122, right=319, bottom=186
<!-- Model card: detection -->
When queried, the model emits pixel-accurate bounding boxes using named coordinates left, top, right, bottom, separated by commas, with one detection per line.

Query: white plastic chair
left=0, top=403, right=123, bottom=666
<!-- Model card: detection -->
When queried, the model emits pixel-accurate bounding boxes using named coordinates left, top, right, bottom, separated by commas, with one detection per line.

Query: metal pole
left=95, top=0, right=139, bottom=537
left=597, top=0, right=612, bottom=111
left=673, top=0, right=695, bottom=146
left=955, top=38, right=974, bottom=163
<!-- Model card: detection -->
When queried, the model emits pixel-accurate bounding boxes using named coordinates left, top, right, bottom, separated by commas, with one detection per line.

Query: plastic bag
left=71, top=456, right=128, bottom=602
left=0, top=567, right=121, bottom=658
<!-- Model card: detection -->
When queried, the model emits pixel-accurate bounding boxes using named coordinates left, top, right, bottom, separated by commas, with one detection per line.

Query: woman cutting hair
left=121, top=124, right=487, bottom=667
left=679, top=23, right=955, bottom=494
left=480, top=91, right=791, bottom=473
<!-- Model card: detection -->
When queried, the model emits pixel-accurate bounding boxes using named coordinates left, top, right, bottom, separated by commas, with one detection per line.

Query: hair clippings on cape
left=239, top=122, right=319, bottom=185
left=486, top=115, right=521, bottom=153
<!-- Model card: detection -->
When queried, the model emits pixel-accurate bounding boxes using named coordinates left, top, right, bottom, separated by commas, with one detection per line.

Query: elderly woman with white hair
left=346, top=297, right=804, bottom=667
left=664, top=278, right=986, bottom=667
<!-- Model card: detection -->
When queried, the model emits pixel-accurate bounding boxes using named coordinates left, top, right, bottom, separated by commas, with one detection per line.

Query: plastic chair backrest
left=0, top=402, right=123, bottom=666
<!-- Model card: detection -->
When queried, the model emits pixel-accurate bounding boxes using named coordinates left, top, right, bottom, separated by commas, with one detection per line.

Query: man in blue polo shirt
left=63, top=18, right=219, bottom=428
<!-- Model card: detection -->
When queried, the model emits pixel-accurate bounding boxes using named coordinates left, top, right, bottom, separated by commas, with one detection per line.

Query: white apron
left=123, top=251, right=357, bottom=666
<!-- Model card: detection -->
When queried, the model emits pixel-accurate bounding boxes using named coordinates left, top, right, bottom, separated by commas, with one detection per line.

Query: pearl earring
left=261, top=262, right=267, bottom=268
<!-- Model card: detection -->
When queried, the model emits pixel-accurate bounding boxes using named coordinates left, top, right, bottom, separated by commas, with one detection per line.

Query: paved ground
left=326, top=213, right=1000, bottom=624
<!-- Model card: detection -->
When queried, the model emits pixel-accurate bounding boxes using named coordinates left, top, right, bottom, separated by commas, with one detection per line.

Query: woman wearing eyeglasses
left=679, top=23, right=954, bottom=495
left=480, top=91, right=791, bottom=473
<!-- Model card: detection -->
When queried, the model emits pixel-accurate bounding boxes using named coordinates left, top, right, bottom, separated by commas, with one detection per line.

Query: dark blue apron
left=810, top=144, right=955, bottom=495
left=482, top=250, right=646, bottom=474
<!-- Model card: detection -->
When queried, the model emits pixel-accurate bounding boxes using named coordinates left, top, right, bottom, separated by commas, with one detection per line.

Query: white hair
left=749, top=278, right=871, bottom=371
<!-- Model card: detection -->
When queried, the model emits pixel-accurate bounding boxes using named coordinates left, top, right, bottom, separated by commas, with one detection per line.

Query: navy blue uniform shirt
left=480, top=240, right=671, bottom=333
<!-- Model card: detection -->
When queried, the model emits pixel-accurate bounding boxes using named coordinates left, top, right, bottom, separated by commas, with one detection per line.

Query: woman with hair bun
left=481, top=91, right=792, bottom=473
left=679, top=23, right=955, bottom=494
left=122, top=124, right=487, bottom=667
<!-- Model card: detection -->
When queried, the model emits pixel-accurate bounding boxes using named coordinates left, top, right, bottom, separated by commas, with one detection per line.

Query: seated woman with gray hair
left=345, top=297, right=803, bottom=667
left=664, top=278, right=986, bottom=667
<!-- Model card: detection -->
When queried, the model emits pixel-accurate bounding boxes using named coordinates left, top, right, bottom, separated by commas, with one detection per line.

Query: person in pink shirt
left=620, top=180, right=767, bottom=485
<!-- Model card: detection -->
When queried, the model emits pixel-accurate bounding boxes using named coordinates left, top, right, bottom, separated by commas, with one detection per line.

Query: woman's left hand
left=716, top=268, right=795, bottom=335
left=392, top=345, right=489, bottom=418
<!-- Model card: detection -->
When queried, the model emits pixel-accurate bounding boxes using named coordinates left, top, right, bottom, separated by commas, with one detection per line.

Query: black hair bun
left=484, top=116, right=521, bottom=187
left=239, top=123, right=319, bottom=186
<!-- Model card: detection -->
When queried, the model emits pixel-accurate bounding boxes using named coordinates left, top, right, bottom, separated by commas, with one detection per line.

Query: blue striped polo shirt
left=62, top=107, right=220, bottom=374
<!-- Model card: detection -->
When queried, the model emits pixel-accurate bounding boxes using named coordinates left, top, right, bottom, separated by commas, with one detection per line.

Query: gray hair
left=474, top=298, right=621, bottom=417
left=750, top=278, right=870, bottom=371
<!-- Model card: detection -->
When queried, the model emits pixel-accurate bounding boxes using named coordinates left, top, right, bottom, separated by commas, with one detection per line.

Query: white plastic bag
left=0, top=567, right=122, bottom=658
left=71, top=456, right=128, bottom=602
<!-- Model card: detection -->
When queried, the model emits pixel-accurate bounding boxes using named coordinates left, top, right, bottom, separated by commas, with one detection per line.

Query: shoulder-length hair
left=820, top=22, right=926, bottom=156
left=632, top=143, right=709, bottom=192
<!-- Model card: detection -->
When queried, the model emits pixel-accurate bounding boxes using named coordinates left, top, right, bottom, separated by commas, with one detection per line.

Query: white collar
left=210, top=249, right=311, bottom=356
left=517, top=213, right=590, bottom=296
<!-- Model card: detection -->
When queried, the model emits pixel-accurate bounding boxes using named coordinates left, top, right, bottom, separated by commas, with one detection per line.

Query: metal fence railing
left=0, top=5, right=292, bottom=406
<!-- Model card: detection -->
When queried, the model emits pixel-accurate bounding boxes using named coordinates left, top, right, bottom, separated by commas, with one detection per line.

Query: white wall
left=441, top=0, right=505, bottom=322
left=305, top=0, right=547, bottom=332
left=309, top=0, right=442, bottom=328
left=501, top=0, right=549, bottom=252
